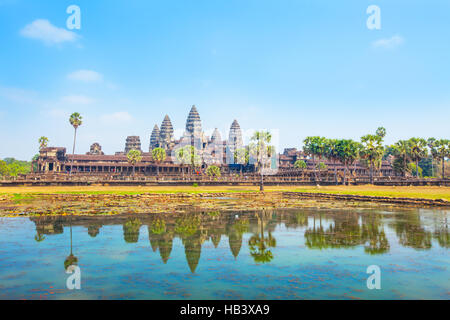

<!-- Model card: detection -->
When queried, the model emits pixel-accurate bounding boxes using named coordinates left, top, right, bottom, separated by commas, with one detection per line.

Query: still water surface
left=0, top=207, right=448, bottom=299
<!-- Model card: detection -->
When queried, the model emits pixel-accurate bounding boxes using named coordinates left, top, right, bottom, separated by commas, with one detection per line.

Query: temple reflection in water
left=30, top=209, right=449, bottom=273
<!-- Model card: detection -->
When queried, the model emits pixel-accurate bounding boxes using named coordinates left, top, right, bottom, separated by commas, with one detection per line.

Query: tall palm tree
left=127, top=149, right=142, bottom=175
left=393, top=140, right=412, bottom=177
left=175, top=146, right=188, bottom=178
left=38, top=136, right=48, bottom=150
left=250, top=131, right=273, bottom=192
left=303, top=136, right=326, bottom=183
left=234, top=147, right=249, bottom=176
left=435, top=139, right=450, bottom=179
left=152, top=147, right=166, bottom=177
left=427, top=138, right=437, bottom=177
left=360, top=134, right=384, bottom=184
left=294, top=160, right=307, bottom=180
left=69, top=113, right=83, bottom=175
left=336, top=139, right=359, bottom=185
left=409, top=138, right=428, bottom=178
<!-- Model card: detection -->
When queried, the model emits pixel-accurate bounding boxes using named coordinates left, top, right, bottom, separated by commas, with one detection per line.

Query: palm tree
left=294, top=159, right=307, bottom=180
left=427, top=138, right=437, bottom=177
left=175, top=146, right=188, bottom=179
left=38, top=136, right=48, bottom=150
left=360, top=134, right=384, bottom=184
left=127, top=149, right=142, bottom=175
left=152, top=147, right=166, bottom=177
left=376, top=127, right=386, bottom=139
left=409, top=138, right=427, bottom=178
left=392, top=140, right=412, bottom=177
left=336, top=139, right=360, bottom=185
left=435, top=139, right=450, bottom=179
left=325, top=138, right=339, bottom=184
left=303, top=136, right=326, bottom=184
left=69, top=113, right=83, bottom=175
left=250, top=131, right=273, bottom=192
left=234, top=148, right=249, bottom=176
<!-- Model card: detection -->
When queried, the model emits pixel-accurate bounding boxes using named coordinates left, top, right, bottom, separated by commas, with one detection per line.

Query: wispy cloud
left=372, top=35, right=405, bottom=49
left=67, top=70, right=103, bottom=83
left=100, top=112, right=133, bottom=125
left=61, top=95, right=95, bottom=105
left=0, top=86, right=39, bottom=104
left=20, top=19, right=78, bottom=45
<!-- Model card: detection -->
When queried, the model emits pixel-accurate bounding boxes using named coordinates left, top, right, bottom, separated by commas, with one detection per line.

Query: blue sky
left=0, top=0, right=449, bottom=160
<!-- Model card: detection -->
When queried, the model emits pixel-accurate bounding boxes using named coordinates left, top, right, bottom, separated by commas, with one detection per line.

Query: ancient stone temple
left=226, top=120, right=243, bottom=164
left=87, top=143, right=104, bottom=155
left=124, top=136, right=142, bottom=153
left=149, top=125, right=160, bottom=151
left=159, top=115, right=174, bottom=150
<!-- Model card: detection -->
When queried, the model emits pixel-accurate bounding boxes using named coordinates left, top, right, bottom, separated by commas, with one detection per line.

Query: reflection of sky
left=0, top=208, right=448, bottom=300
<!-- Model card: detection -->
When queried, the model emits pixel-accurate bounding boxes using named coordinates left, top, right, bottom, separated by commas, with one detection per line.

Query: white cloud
left=67, top=70, right=103, bottom=83
left=61, top=95, right=95, bottom=105
left=100, top=112, right=133, bottom=125
left=0, top=87, right=39, bottom=104
left=372, top=35, right=404, bottom=49
left=20, top=19, right=78, bottom=45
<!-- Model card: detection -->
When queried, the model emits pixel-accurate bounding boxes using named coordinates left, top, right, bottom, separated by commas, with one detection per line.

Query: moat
left=0, top=205, right=448, bottom=300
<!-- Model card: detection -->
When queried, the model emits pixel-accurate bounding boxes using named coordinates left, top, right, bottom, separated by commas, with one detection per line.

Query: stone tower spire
left=159, top=115, right=174, bottom=150
left=185, top=105, right=202, bottom=135
left=227, top=120, right=243, bottom=163
left=125, top=136, right=142, bottom=153
left=149, top=124, right=160, bottom=151
left=210, top=128, right=222, bottom=143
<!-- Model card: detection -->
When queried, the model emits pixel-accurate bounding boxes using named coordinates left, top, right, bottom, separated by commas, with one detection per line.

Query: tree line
left=299, top=127, right=449, bottom=184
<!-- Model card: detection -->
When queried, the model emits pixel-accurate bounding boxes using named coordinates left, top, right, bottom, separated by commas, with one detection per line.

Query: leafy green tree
left=0, top=160, right=9, bottom=177
left=69, top=112, right=83, bottom=174
left=152, top=147, right=166, bottom=176
left=234, top=147, right=249, bottom=175
left=38, top=136, right=48, bottom=150
left=294, top=160, right=307, bottom=169
left=303, top=136, right=326, bottom=183
left=435, top=139, right=450, bottom=179
left=250, top=131, right=274, bottom=191
left=336, top=139, right=360, bottom=185
left=127, top=149, right=142, bottom=175
left=409, top=138, right=428, bottom=178
left=360, top=134, right=384, bottom=184
left=206, top=165, right=221, bottom=179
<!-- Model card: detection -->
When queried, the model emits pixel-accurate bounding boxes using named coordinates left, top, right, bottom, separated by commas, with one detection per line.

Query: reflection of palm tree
left=392, top=212, right=432, bottom=249
left=34, top=232, right=45, bottom=242
left=248, top=211, right=276, bottom=264
left=87, top=224, right=101, bottom=238
left=64, top=214, right=78, bottom=270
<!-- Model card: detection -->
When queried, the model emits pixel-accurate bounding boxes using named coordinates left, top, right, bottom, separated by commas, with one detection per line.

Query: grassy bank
left=0, top=185, right=449, bottom=201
